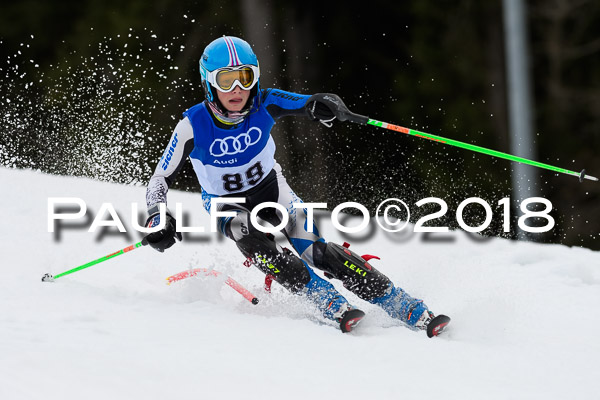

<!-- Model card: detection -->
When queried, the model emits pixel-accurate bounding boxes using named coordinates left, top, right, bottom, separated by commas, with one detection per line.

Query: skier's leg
left=313, top=241, right=432, bottom=328
left=215, top=195, right=355, bottom=323
left=265, top=164, right=327, bottom=268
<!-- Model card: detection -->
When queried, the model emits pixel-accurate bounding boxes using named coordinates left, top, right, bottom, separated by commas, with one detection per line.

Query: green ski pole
left=42, top=239, right=148, bottom=282
left=340, top=111, right=598, bottom=183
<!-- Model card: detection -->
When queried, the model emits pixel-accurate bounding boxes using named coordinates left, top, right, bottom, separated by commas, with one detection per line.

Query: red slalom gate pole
left=166, top=268, right=259, bottom=305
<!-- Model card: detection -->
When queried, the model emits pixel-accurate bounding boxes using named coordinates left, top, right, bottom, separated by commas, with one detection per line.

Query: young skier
left=144, top=36, right=449, bottom=336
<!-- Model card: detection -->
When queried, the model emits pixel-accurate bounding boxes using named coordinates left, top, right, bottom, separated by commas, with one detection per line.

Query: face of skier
left=216, top=87, right=250, bottom=112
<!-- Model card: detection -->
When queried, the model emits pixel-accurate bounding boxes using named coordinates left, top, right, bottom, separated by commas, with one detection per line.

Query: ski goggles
left=206, top=65, right=260, bottom=93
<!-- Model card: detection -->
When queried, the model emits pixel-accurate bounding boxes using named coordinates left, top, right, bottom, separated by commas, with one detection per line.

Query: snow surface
left=1, top=167, right=599, bottom=400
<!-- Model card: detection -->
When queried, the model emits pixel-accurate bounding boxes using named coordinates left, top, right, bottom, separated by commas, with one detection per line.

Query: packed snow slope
left=1, top=167, right=599, bottom=400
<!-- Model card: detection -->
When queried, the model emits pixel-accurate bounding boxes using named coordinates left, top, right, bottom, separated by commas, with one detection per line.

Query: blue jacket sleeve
left=260, top=88, right=311, bottom=119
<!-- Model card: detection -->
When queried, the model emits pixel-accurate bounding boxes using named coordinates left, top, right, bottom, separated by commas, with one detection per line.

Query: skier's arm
left=261, top=88, right=312, bottom=119
left=144, top=118, right=194, bottom=252
left=146, top=117, right=195, bottom=214
left=261, top=89, right=354, bottom=127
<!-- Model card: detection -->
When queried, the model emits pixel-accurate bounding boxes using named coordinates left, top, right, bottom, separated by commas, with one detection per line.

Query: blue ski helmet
left=199, top=36, right=260, bottom=115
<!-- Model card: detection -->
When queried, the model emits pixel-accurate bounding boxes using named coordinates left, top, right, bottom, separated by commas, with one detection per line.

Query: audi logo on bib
left=210, top=127, right=262, bottom=157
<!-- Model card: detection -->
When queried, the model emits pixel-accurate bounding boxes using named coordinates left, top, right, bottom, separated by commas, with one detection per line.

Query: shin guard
left=315, top=242, right=391, bottom=301
left=236, top=232, right=311, bottom=293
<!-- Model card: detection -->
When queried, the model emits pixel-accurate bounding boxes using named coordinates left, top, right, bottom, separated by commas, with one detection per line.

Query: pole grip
left=340, top=110, right=369, bottom=125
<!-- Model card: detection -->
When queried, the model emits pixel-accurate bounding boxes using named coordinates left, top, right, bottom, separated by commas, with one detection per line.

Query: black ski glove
left=305, top=93, right=351, bottom=128
left=144, top=211, right=182, bottom=253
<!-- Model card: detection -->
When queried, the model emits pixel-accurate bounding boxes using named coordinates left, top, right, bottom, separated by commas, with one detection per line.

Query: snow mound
left=1, top=167, right=599, bottom=400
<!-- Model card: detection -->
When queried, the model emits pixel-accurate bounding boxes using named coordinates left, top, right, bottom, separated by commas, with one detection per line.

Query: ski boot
left=416, top=311, right=451, bottom=338
left=304, top=267, right=365, bottom=333
left=372, top=284, right=450, bottom=337
left=336, top=304, right=366, bottom=333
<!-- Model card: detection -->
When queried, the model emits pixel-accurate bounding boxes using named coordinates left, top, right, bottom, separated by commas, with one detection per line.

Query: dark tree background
left=1, top=0, right=599, bottom=249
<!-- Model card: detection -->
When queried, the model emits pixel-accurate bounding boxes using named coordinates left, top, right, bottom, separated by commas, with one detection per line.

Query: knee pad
left=236, top=232, right=311, bottom=293
left=317, top=242, right=391, bottom=301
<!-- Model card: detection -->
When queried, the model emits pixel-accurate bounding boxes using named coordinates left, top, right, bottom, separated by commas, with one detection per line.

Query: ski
left=426, top=314, right=451, bottom=338
left=339, top=309, right=366, bottom=333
